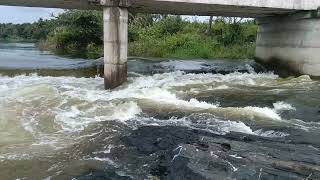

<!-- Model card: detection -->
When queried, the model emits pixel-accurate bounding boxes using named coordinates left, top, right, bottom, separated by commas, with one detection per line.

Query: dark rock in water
left=241, top=135, right=255, bottom=142
left=69, top=124, right=320, bottom=180
left=272, top=160, right=320, bottom=177
left=121, top=126, right=200, bottom=155
left=255, top=57, right=301, bottom=78
left=120, top=126, right=224, bottom=179
left=117, top=127, right=211, bottom=178
left=195, top=142, right=209, bottom=151
left=112, top=126, right=320, bottom=179
left=95, top=58, right=267, bottom=77
left=207, top=160, right=231, bottom=174
left=220, top=143, right=231, bottom=151
left=73, top=169, right=133, bottom=180
left=149, top=154, right=207, bottom=180
left=1, top=57, right=267, bottom=77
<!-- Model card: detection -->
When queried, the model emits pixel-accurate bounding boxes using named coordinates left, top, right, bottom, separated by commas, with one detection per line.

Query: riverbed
left=0, top=43, right=320, bottom=179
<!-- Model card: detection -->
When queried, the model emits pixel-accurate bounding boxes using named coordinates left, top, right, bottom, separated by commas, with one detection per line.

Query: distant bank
left=0, top=11, right=257, bottom=60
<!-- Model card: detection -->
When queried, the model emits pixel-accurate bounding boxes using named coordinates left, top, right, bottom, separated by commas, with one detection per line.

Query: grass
left=128, top=32, right=256, bottom=60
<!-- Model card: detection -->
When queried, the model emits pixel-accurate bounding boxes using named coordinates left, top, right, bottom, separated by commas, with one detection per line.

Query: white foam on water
left=54, top=105, right=89, bottom=132
left=229, top=102, right=295, bottom=122
left=213, top=120, right=254, bottom=135
left=243, top=106, right=282, bottom=121
left=229, top=154, right=243, bottom=159
left=93, top=144, right=115, bottom=154
left=211, top=85, right=230, bottom=90
left=110, top=102, right=142, bottom=121
left=0, top=72, right=284, bottom=135
left=137, top=115, right=255, bottom=135
left=54, top=101, right=142, bottom=132
left=130, top=87, right=285, bottom=122
left=127, top=71, right=278, bottom=90
left=0, top=70, right=302, bottom=157
left=0, top=153, right=32, bottom=162
left=132, top=87, right=219, bottom=109
left=286, top=119, right=320, bottom=132
left=254, top=129, right=290, bottom=138
left=273, top=101, right=296, bottom=112
left=245, top=64, right=256, bottom=74
left=160, top=60, right=208, bottom=71
left=83, top=156, right=119, bottom=167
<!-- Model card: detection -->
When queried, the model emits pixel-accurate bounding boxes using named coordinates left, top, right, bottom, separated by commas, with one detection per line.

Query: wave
left=0, top=71, right=314, bottom=147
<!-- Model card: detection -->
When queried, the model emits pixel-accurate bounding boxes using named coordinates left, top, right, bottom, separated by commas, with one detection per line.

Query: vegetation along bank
left=0, top=10, right=257, bottom=59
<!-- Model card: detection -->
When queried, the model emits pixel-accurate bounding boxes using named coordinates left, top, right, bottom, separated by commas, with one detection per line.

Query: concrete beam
left=129, top=0, right=320, bottom=17
left=256, top=10, right=320, bottom=24
left=134, top=0, right=320, bottom=10
left=1, top=0, right=320, bottom=17
left=0, top=0, right=100, bottom=9
left=103, top=7, right=128, bottom=89
left=129, top=3, right=296, bottom=17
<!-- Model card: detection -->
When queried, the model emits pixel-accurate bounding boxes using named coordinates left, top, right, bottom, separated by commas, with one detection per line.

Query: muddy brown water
left=0, top=43, right=320, bottom=180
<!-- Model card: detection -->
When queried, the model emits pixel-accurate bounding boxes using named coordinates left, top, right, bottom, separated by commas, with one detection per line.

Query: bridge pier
left=255, top=11, right=320, bottom=77
left=103, top=6, right=128, bottom=89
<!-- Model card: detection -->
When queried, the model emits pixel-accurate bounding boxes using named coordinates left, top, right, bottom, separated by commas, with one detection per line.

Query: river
left=0, top=42, right=320, bottom=180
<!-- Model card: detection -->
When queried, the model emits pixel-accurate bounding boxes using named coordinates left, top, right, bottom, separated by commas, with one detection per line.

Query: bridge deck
left=0, top=0, right=319, bottom=17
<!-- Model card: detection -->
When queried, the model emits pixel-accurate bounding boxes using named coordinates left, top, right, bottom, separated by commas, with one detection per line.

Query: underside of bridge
left=0, top=0, right=317, bottom=17
left=0, top=0, right=320, bottom=88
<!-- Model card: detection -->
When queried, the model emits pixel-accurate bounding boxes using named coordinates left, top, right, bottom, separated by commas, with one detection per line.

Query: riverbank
left=128, top=34, right=256, bottom=59
left=1, top=11, right=257, bottom=60
left=0, top=38, right=36, bottom=43
left=39, top=38, right=255, bottom=60
left=0, top=42, right=260, bottom=78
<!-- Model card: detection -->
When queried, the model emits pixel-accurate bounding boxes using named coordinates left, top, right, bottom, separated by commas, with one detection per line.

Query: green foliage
left=129, top=15, right=257, bottom=59
left=0, top=18, right=54, bottom=41
left=46, top=10, right=103, bottom=58
left=128, top=14, right=156, bottom=42
left=0, top=11, right=258, bottom=60
left=155, top=16, right=185, bottom=36
left=86, top=43, right=103, bottom=59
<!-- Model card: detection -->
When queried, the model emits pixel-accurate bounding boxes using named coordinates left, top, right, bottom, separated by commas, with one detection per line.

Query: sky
left=0, top=6, right=63, bottom=24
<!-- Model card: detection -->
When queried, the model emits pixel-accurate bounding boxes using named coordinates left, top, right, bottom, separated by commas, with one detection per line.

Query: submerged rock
left=94, top=58, right=267, bottom=77
left=80, top=126, right=319, bottom=180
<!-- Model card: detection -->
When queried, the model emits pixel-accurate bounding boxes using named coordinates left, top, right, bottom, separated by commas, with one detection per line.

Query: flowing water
left=0, top=43, right=320, bottom=180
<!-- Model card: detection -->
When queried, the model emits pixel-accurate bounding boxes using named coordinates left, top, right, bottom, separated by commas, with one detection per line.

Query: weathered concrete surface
left=0, top=0, right=100, bottom=9
left=103, top=7, right=128, bottom=89
left=129, top=0, right=320, bottom=17
left=1, top=0, right=320, bottom=17
left=256, top=11, right=320, bottom=77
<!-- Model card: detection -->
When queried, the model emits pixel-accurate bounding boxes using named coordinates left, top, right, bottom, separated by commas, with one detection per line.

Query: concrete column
left=255, top=11, right=320, bottom=78
left=103, top=7, right=128, bottom=89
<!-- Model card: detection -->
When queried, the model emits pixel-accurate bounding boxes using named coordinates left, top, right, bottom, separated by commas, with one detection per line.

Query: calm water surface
left=0, top=43, right=320, bottom=180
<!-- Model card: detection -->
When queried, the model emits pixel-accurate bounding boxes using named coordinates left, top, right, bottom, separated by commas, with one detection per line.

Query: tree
left=206, top=16, right=213, bottom=35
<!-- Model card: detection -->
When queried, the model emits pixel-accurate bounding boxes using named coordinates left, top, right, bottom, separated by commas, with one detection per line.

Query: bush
left=155, top=16, right=185, bottom=36
left=128, top=16, right=257, bottom=60
left=39, top=10, right=103, bottom=58
left=4, top=10, right=257, bottom=60
left=86, top=43, right=103, bottom=59
left=49, top=13, right=257, bottom=60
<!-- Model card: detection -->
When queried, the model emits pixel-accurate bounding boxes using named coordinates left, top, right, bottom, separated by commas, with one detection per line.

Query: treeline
left=0, top=10, right=257, bottom=59
left=0, top=18, right=54, bottom=41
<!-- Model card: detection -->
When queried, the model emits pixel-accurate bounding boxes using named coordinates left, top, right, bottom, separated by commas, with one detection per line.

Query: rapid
left=0, top=43, right=320, bottom=179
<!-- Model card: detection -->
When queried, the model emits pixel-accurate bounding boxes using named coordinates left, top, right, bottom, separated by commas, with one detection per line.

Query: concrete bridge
left=1, top=0, right=320, bottom=88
